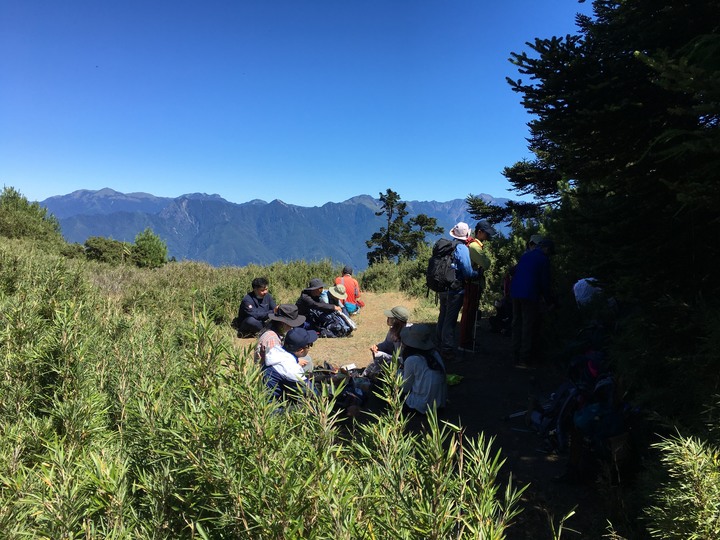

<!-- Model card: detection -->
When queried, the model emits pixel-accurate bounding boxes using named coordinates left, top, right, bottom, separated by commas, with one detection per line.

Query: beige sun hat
left=450, top=222, right=470, bottom=240
left=328, top=283, right=348, bottom=300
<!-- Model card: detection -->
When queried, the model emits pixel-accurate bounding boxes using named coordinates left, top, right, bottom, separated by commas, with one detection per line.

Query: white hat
left=450, top=222, right=470, bottom=240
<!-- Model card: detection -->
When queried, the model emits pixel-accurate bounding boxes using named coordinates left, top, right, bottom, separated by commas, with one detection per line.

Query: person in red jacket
left=334, top=266, right=363, bottom=313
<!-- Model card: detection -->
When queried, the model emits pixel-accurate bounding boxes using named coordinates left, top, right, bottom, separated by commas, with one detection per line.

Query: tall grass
left=0, top=240, right=525, bottom=538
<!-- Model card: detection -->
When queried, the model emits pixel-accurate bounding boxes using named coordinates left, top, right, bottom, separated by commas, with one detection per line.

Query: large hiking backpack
left=426, top=238, right=460, bottom=292
left=307, top=309, right=353, bottom=338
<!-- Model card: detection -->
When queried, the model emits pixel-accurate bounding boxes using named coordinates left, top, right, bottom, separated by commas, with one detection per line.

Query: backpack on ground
left=426, top=238, right=460, bottom=292
left=307, top=309, right=353, bottom=338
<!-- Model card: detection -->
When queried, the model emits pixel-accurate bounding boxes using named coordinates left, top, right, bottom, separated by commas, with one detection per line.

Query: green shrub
left=645, top=431, right=720, bottom=539
left=0, top=239, right=526, bottom=537
left=132, top=228, right=168, bottom=269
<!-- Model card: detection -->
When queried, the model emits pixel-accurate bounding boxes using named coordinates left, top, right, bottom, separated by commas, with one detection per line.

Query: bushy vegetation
left=0, top=239, right=525, bottom=538
left=465, top=1, right=720, bottom=536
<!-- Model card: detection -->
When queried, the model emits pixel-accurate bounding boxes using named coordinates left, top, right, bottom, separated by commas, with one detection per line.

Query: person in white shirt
left=399, top=324, right=448, bottom=414
left=255, top=304, right=306, bottom=364
left=263, top=327, right=318, bottom=400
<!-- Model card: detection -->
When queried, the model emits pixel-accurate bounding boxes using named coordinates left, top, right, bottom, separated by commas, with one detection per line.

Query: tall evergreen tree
left=492, top=0, right=720, bottom=419
left=365, top=189, right=442, bottom=264
left=0, top=186, right=63, bottom=244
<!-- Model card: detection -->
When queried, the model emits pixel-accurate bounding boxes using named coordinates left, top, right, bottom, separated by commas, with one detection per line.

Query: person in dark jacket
left=236, top=277, right=277, bottom=337
left=510, top=238, right=556, bottom=366
left=296, top=278, right=341, bottom=316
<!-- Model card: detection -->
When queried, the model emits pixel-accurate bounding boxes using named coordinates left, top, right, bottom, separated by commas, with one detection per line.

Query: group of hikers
left=231, top=222, right=630, bottom=483
left=229, top=221, right=561, bottom=415
left=231, top=263, right=451, bottom=414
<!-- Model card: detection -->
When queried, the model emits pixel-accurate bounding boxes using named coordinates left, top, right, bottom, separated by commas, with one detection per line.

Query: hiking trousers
left=459, top=280, right=481, bottom=349
left=511, top=298, right=541, bottom=364
left=437, top=290, right=464, bottom=354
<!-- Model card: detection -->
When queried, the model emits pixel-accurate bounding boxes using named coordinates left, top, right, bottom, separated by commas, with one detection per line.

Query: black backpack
left=426, top=238, right=460, bottom=292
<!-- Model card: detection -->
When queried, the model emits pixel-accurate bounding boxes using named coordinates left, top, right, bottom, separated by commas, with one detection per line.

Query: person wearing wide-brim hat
left=327, top=283, right=350, bottom=315
left=398, top=323, right=447, bottom=414
left=296, top=278, right=341, bottom=317
left=255, top=304, right=306, bottom=364
left=436, top=222, right=480, bottom=362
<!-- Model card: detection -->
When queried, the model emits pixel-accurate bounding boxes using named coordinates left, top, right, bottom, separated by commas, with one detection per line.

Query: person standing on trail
left=510, top=238, right=556, bottom=366
left=458, top=220, right=497, bottom=351
left=435, top=222, right=478, bottom=362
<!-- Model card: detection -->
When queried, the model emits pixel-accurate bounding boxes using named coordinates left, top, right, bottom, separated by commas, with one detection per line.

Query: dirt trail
left=235, top=291, right=610, bottom=539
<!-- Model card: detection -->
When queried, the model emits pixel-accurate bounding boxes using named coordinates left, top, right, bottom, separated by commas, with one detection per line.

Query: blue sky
left=1, top=1, right=590, bottom=207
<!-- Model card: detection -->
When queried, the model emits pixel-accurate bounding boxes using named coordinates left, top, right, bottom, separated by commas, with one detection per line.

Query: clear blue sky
left=1, top=0, right=590, bottom=207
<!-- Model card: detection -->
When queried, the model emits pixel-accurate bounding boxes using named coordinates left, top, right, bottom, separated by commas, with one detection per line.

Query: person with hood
left=263, top=327, right=318, bottom=400
left=399, top=324, right=447, bottom=414
left=255, top=304, right=306, bottom=364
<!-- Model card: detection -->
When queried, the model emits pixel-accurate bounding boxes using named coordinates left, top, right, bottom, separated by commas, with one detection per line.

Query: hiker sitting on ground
left=363, top=306, right=412, bottom=379
left=263, top=327, right=317, bottom=400
left=255, top=304, right=306, bottom=364
left=334, top=265, right=363, bottom=314
left=399, top=324, right=448, bottom=414
left=236, top=277, right=277, bottom=337
left=328, top=283, right=350, bottom=316
left=371, top=306, right=412, bottom=361
left=296, top=278, right=341, bottom=316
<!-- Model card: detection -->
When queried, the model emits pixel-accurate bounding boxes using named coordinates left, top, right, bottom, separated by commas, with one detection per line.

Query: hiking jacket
left=238, top=291, right=277, bottom=323
left=334, top=274, right=361, bottom=304
left=264, top=346, right=306, bottom=381
left=448, top=242, right=478, bottom=294
left=296, top=292, right=336, bottom=315
left=510, top=247, right=552, bottom=302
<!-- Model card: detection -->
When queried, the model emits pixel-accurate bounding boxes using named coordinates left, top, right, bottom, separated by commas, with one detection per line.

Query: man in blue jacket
left=510, top=238, right=556, bottom=366
left=236, top=277, right=277, bottom=337
left=436, top=222, right=478, bottom=362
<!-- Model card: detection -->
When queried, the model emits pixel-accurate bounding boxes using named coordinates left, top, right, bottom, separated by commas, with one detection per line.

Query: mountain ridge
left=40, top=188, right=510, bottom=271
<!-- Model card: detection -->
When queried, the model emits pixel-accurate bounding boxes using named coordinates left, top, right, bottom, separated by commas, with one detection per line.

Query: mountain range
left=40, top=188, right=509, bottom=271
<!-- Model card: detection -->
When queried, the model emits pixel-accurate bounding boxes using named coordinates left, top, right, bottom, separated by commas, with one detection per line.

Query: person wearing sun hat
left=327, top=283, right=350, bottom=315
left=263, top=327, right=318, bottom=400
left=296, top=278, right=341, bottom=317
left=435, top=222, right=479, bottom=362
left=361, top=306, right=413, bottom=380
left=458, top=220, right=498, bottom=351
left=255, top=304, right=306, bottom=364
left=398, top=323, right=447, bottom=413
